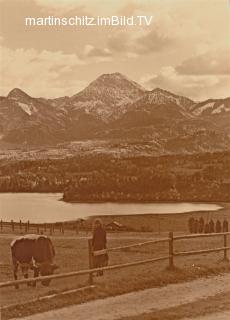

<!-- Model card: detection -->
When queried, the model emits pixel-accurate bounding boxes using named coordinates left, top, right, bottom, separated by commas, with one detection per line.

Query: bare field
left=1, top=228, right=230, bottom=320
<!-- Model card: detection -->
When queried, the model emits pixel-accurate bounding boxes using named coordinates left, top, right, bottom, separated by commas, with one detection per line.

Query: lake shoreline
left=62, top=199, right=226, bottom=206
left=0, top=191, right=227, bottom=207
left=0, top=192, right=227, bottom=224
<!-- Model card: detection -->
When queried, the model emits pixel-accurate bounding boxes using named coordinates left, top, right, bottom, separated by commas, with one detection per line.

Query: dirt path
left=10, top=273, right=230, bottom=320
left=182, top=310, right=230, bottom=320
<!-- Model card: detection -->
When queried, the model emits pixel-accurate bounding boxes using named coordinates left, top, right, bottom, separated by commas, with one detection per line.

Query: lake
left=0, top=193, right=223, bottom=223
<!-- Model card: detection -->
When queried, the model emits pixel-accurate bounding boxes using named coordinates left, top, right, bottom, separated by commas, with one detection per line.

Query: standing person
left=204, top=223, right=210, bottom=234
left=198, top=217, right=204, bottom=233
left=193, top=219, right=198, bottom=233
left=92, top=219, right=108, bottom=276
left=188, top=217, right=195, bottom=233
left=209, top=219, right=214, bottom=233
left=223, top=219, right=229, bottom=232
left=215, top=220, right=221, bottom=233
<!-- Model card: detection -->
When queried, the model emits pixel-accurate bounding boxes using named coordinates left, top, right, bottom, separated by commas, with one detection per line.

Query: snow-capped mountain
left=68, top=72, right=146, bottom=121
left=123, top=88, right=194, bottom=121
left=191, top=98, right=230, bottom=116
left=190, top=98, right=230, bottom=136
left=138, top=88, right=194, bottom=110
left=0, top=89, right=67, bottom=144
left=0, top=73, right=230, bottom=152
left=8, top=88, right=38, bottom=116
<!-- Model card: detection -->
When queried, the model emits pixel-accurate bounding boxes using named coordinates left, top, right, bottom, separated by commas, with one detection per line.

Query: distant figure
left=193, top=219, right=199, bottom=233
left=209, top=219, right=215, bottom=233
left=198, top=217, right=204, bottom=233
left=204, top=223, right=210, bottom=234
left=215, top=220, right=221, bottom=233
left=223, top=219, right=229, bottom=232
left=92, top=219, right=108, bottom=276
left=188, top=217, right=195, bottom=233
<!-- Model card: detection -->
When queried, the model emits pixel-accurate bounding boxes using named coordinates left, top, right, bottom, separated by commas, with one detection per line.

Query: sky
left=0, top=0, right=230, bottom=101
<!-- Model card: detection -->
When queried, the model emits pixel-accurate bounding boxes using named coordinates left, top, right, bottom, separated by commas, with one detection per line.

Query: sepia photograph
left=0, top=0, right=230, bottom=319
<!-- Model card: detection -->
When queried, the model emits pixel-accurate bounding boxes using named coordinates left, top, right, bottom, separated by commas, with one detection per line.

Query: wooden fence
left=0, top=219, right=84, bottom=235
left=0, top=231, right=230, bottom=289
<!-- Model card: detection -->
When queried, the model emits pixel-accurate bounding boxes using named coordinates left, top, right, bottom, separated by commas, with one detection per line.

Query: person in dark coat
left=92, top=219, right=108, bottom=276
left=223, top=219, right=229, bottom=232
left=215, top=220, right=221, bottom=233
left=188, top=217, right=195, bottom=233
left=193, top=219, right=198, bottom=233
left=209, top=219, right=214, bottom=233
left=204, top=223, right=210, bottom=234
left=198, top=217, right=204, bottom=233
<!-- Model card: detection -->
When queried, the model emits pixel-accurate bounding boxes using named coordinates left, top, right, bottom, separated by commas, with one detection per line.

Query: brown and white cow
left=11, top=234, right=58, bottom=288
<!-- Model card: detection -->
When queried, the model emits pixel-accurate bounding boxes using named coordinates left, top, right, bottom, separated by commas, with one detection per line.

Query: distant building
left=106, top=221, right=127, bottom=231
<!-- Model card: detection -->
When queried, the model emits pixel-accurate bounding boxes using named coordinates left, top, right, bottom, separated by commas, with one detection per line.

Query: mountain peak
left=70, top=72, right=146, bottom=122
left=8, top=88, right=31, bottom=100
left=88, top=72, right=145, bottom=92
left=136, top=87, right=194, bottom=110
left=99, top=72, right=125, bottom=78
left=152, top=87, right=180, bottom=98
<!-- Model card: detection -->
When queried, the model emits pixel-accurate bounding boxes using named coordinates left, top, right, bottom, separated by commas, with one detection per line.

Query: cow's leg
left=32, top=267, right=39, bottom=287
left=13, top=262, right=19, bottom=289
left=23, top=273, right=31, bottom=286
left=20, top=263, right=31, bottom=286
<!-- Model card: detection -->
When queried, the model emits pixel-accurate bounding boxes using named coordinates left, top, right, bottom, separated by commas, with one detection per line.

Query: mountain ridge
left=0, top=73, right=230, bottom=153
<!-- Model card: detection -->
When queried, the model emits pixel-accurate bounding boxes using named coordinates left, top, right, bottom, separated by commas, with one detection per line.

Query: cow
left=11, top=234, right=58, bottom=289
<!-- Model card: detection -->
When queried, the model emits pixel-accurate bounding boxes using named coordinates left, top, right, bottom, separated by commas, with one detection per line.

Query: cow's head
left=20, top=263, right=30, bottom=278
left=39, top=263, right=58, bottom=286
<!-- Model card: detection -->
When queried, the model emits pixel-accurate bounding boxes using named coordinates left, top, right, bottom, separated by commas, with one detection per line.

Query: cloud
left=176, top=50, right=230, bottom=75
left=108, top=27, right=171, bottom=56
left=108, top=32, right=130, bottom=53
left=135, top=29, right=171, bottom=54
left=118, top=1, right=144, bottom=15
left=0, top=45, right=86, bottom=98
left=141, top=66, right=230, bottom=101
left=34, top=0, right=127, bottom=15
left=1, top=0, right=230, bottom=100
left=82, top=45, right=112, bottom=62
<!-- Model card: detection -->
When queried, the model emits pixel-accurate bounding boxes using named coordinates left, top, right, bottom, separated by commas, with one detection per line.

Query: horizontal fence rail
left=93, top=238, right=169, bottom=256
left=175, top=246, right=230, bottom=257
left=174, top=232, right=230, bottom=240
left=0, top=231, right=230, bottom=290
left=0, top=255, right=169, bottom=289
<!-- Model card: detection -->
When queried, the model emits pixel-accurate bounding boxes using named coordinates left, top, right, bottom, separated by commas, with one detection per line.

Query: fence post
left=76, top=222, right=79, bottom=235
left=27, top=220, right=30, bottom=231
left=224, top=234, right=228, bottom=261
left=88, top=239, right=94, bottom=285
left=168, top=231, right=174, bottom=269
left=19, top=220, right=22, bottom=230
left=0, top=220, right=3, bottom=232
left=11, top=220, right=14, bottom=232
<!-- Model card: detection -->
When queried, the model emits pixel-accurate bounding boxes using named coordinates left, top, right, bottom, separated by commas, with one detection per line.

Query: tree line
left=0, top=151, right=229, bottom=202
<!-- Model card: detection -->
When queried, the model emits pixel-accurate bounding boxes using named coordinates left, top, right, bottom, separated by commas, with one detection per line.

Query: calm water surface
left=0, top=193, right=222, bottom=223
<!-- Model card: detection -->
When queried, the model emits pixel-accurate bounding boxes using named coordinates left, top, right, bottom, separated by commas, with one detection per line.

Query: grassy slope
left=1, top=228, right=230, bottom=319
